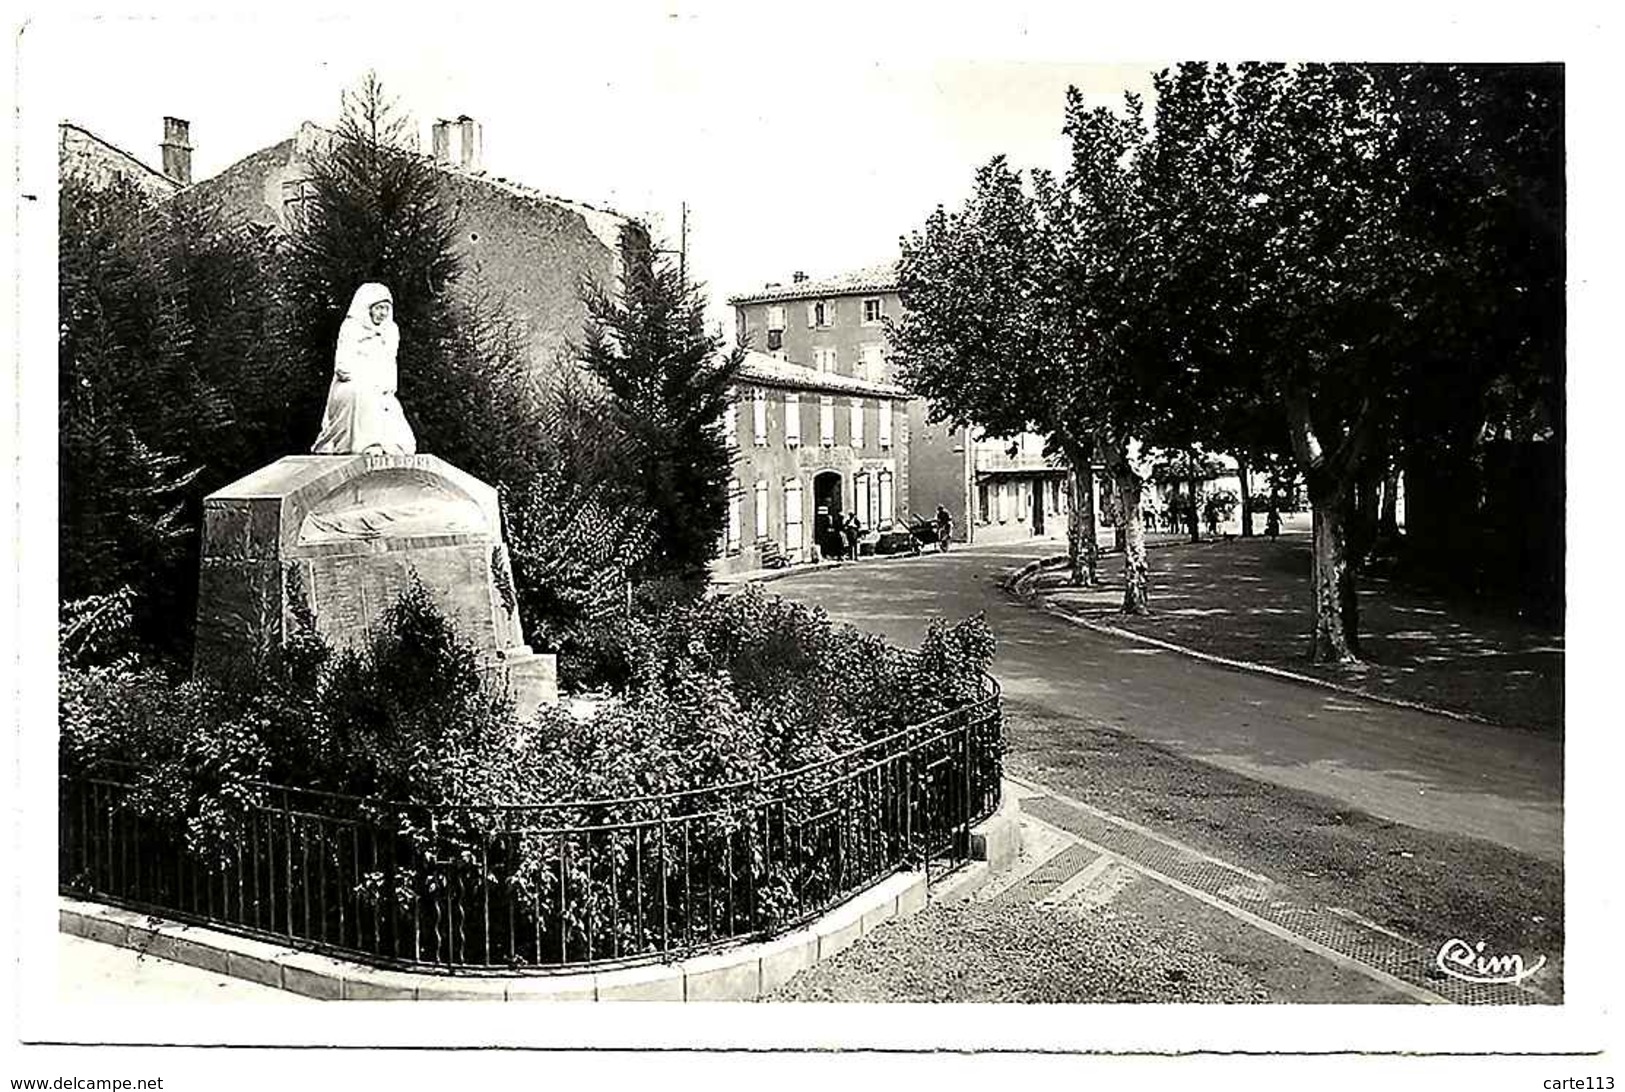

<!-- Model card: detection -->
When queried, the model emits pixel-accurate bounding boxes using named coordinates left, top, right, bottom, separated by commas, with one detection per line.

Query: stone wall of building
left=59, top=124, right=182, bottom=200
left=906, top=403, right=971, bottom=544
left=733, top=288, right=901, bottom=384
left=192, top=124, right=626, bottom=384
left=716, top=383, right=911, bottom=575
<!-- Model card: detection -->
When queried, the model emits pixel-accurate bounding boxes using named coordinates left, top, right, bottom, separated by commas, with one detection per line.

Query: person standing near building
left=935, top=505, right=953, bottom=552
left=845, top=511, right=863, bottom=562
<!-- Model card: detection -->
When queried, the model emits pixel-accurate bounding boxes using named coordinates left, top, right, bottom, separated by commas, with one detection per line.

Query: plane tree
left=890, top=156, right=1105, bottom=588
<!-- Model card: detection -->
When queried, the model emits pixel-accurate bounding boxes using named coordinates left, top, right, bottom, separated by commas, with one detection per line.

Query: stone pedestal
left=195, top=453, right=556, bottom=716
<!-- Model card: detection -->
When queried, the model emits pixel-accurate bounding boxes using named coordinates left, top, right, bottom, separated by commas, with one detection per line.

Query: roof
left=428, top=156, right=632, bottom=253
left=728, top=261, right=900, bottom=306
left=735, top=350, right=907, bottom=400
left=58, top=121, right=182, bottom=194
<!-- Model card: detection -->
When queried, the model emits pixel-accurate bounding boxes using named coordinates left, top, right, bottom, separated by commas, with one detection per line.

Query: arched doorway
left=813, top=470, right=844, bottom=559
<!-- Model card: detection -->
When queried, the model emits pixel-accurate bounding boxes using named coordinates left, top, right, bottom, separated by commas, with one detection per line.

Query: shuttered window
left=785, top=478, right=804, bottom=559
left=785, top=392, right=801, bottom=446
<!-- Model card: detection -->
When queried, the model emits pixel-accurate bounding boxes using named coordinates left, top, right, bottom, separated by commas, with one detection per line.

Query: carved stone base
left=480, top=649, right=559, bottom=721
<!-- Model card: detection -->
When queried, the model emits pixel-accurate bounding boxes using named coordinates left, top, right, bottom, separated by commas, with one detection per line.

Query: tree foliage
left=577, top=226, right=743, bottom=589
left=891, top=62, right=1561, bottom=655
left=58, top=174, right=292, bottom=660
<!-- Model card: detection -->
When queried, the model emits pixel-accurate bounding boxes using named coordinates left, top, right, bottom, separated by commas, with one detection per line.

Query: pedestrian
left=845, top=511, right=862, bottom=562
left=934, top=505, right=953, bottom=552
left=1266, top=505, right=1281, bottom=539
left=828, top=509, right=846, bottom=560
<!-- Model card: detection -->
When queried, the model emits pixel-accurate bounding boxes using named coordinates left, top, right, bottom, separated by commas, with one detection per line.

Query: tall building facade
left=729, top=262, right=1071, bottom=545
left=713, top=351, right=910, bottom=576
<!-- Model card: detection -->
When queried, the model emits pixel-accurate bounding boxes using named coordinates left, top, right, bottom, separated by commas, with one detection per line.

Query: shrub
left=60, top=581, right=998, bottom=958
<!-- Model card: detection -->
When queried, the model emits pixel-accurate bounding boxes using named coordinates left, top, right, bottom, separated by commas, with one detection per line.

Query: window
left=878, top=470, right=894, bottom=528
left=766, top=328, right=783, bottom=351
left=784, top=392, right=801, bottom=446
left=726, top=480, right=742, bottom=552
left=854, top=471, right=871, bottom=529
left=784, top=478, right=804, bottom=559
left=849, top=397, right=864, bottom=448
left=281, top=177, right=317, bottom=224
left=819, top=396, right=835, bottom=446
left=862, top=297, right=883, bottom=325
left=723, top=388, right=738, bottom=448
left=859, top=344, right=885, bottom=382
left=815, top=300, right=830, bottom=327
left=754, top=480, right=770, bottom=539
left=878, top=400, right=892, bottom=448
left=813, top=347, right=838, bottom=374
left=767, top=304, right=786, bottom=331
left=753, top=388, right=768, bottom=445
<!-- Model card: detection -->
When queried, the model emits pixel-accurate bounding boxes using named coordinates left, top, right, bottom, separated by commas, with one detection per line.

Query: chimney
left=792, top=271, right=807, bottom=283
left=431, top=119, right=452, bottom=162
left=160, top=117, right=192, bottom=185
left=456, top=115, right=481, bottom=171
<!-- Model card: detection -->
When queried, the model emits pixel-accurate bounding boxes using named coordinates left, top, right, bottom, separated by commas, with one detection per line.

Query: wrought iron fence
left=59, top=675, right=1001, bottom=974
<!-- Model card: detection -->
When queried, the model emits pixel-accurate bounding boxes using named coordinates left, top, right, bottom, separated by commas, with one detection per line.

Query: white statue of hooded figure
left=311, top=282, right=417, bottom=456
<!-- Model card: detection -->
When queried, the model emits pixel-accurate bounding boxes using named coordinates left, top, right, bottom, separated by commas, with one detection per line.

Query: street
left=767, top=543, right=1562, bottom=863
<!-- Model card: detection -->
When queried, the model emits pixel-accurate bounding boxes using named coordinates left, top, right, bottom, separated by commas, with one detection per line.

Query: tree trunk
left=1186, top=453, right=1202, bottom=543
left=1308, top=494, right=1361, bottom=664
left=1098, top=429, right=1149, bottom=614
left=1285, top=392, right=1370, bottom=666
left=1351, top=466, right=1380, bottom=565
left=1378, top=465, right=1400, bottom=542
left=1237, top=457, right=1254, bottom=537
left=1063, top=435, right=1099, bottom=586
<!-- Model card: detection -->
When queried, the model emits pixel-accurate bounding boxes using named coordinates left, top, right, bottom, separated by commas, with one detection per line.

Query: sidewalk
left=1017, top=535, right=1562, bottom=734
left=767, top=777, right=1555, bottom=1004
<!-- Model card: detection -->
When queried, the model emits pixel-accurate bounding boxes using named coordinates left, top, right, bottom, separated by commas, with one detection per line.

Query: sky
left=26, top=8, right=1162, bottom=333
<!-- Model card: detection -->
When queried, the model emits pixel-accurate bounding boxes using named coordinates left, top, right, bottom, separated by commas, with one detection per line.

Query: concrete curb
left=1006, top=555, right=1525, bottom=732
left=1000, top=536, right=1233, bottom=593
left=713, top=546, right=939, bottom=590
left=59, top=783, right=1026, bottom=1002
left=928, top=782, right=1025, bottom=905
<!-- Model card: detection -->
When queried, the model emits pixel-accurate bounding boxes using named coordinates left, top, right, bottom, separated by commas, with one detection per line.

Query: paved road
left=766, top=544, right=1562, bottom=862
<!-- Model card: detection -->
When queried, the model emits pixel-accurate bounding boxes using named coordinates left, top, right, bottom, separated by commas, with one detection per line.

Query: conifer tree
left=58, top=174, right=289, bottom=661
left=577, top=226, right=743, bottom=590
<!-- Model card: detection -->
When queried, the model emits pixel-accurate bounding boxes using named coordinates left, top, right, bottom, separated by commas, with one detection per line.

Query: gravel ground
left=1028, top=536, right=1562, bottom=734
left=764, top=901, right=1266, bottom=1003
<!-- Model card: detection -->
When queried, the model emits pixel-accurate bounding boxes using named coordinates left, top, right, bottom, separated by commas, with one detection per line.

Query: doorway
left=813, top=470, right=844, bottom=559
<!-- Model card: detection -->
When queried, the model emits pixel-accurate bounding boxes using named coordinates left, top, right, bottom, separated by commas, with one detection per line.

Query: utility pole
left=656, top=201, right=689, bottom=294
